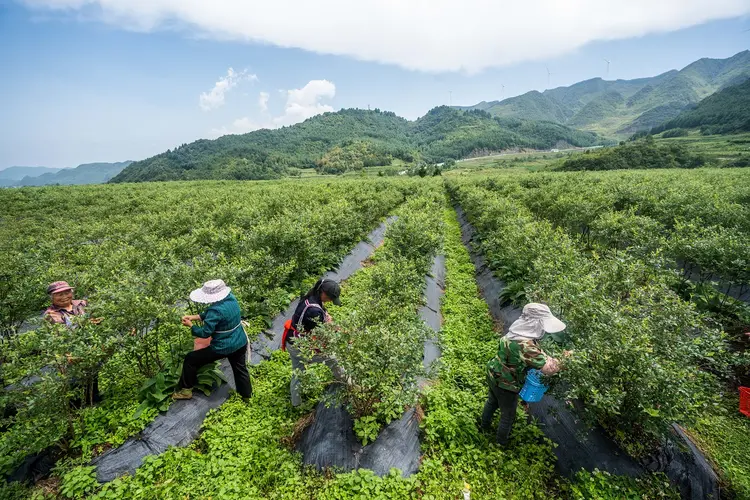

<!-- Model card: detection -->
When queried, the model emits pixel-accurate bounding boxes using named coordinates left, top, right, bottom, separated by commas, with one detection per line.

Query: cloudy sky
left=1, top=0, right=749, bottom=168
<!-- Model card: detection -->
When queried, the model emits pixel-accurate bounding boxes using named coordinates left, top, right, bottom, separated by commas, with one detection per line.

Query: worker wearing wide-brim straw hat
left=174, top=279, right=252, bottom=400
left=482, top=303, right=569, bottom=446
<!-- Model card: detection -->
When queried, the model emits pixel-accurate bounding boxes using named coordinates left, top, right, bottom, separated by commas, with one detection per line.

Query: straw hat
left=190, top=279, right=231, bottom=304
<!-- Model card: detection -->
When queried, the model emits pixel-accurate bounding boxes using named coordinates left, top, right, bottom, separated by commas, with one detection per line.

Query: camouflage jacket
left=43, top=299, right=87, bottom=327
left=487, top=337, right=547, bottom=392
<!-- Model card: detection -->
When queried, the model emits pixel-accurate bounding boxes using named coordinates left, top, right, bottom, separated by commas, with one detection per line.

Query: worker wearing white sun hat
left=173, top=279, right=252, bottom=400
left=482, top=303, right=568, bottom=446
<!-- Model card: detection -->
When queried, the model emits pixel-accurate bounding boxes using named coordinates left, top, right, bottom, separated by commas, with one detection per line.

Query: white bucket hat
left=190, top=279, right=231, bottom=304
left=504, top=303, right=566, bottom=341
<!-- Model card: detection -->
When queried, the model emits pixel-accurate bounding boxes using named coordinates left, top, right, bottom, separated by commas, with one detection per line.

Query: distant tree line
left=557, top=136, right=706, bottom=171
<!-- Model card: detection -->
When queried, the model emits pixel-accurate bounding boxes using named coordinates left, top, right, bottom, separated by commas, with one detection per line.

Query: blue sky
left=1, top=0, right=749, bottom=168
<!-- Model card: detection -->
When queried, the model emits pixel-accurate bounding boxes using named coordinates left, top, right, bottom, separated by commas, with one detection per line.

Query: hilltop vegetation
left=652, top=78, right=750, bottom=136
left=461, top=50, right=750, bottom=137
left=112, top=107, right=601, bottom=183
left=315, top=140, right=396, bottom=174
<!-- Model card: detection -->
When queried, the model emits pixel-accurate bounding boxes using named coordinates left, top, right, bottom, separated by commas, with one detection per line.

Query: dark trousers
left=71, top=373, right=102, bottom=408
left=481, top=374, right=519, bottom=445
left=179, top=344, right=252, bottom=399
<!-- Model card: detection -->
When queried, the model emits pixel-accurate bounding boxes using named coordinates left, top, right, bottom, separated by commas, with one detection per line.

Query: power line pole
left=449, top=91, right=452, bottom=106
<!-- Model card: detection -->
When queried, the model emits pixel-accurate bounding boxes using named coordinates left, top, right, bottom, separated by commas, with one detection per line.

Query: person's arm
left=302, top=308, right=326, bottom=332
left=191, top=308, right=220, bottom=338
left=521, top=342, right=551, bottom=372
left=528, top=344, right=567, bottom=376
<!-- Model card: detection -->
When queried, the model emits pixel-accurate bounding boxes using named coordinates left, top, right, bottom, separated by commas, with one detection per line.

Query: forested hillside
left=113, top=110, right=413, bottom=183
left=652, top=79, right=750, bottom=135
left=460, top=50, right=750, bottom=137
left=112, top=107, right=601, bottom=183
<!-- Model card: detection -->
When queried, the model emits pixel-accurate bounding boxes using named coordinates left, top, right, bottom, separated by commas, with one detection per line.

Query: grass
left=688, top=404, right=750, bottom=499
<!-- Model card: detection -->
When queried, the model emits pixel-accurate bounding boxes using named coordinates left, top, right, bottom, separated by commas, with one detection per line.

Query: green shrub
left=661, top=128, right=689, bottom=138
left=448, top=179, right=731, bottom=453
left=299, top=193, right=443, bottom=432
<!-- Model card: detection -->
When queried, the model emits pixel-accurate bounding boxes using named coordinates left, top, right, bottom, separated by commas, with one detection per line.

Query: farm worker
left=43, top=281, right=102, bottom=327
left=481, top=303, right=567, bottom=446
left=174, top=279, right=252, bottom=400
left=43, top=281, right=104, bottom=404
left=282, top=278, right=341, bottom=407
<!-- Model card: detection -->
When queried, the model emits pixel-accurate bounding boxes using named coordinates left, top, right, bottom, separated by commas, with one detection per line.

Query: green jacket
left=487, top=337, right=547, bottom=392
left=192, top=293, right=247, bottom=355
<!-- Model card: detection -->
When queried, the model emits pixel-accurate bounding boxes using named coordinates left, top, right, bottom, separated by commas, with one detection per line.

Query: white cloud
left=211, top=80, right=335, bottom=137
left=258, top=91, right=270, bottom=113
left=19, top=0, right=750, bottom=72
left=209, top=117, right=261, bottom=137
left=232, top=117, right=260, bottom=133
left=273, top=80, right=335, bottom=126
left=199, top=67, right=257, bottom=111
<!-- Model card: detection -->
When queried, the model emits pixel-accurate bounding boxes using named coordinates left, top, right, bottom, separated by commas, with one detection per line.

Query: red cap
left=47, top=281, right=74, bottom=294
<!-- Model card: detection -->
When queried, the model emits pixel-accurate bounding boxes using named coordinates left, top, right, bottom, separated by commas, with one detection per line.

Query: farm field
left=0, top=169, right=748, bottom=499
left=655, top=131, right=750, bottom=165
left=446, top=168, right=750, bottom=497
left=448, top=133, right=750, bottom=175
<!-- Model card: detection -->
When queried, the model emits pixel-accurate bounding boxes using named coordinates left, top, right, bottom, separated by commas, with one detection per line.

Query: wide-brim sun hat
left=505, top=303, right=566, bottom=341
left=47, top=281, right=74, bottom=294
left=190, top=279, right=231, bottom=304
left=530, top=303, right=566, bottom=333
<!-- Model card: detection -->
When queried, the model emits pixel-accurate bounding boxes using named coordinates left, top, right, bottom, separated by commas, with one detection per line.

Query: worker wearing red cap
left=43, top=281, right=103, bottom=404
left=43, top=281, right=90, bottom=326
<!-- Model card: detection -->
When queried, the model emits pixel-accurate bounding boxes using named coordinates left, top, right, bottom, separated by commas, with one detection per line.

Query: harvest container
left=740, top=387, right=750, bottom=418
left=519, top=369, right=548, bottom=403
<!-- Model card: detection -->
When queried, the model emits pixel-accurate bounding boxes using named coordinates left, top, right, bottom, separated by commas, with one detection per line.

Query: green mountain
left=112, top=107, right=602, bottom=183
left=652, top=78, right=750, bottom=135
left=15, top=162, right=132, bottom=187
left=460, top=51, right=750, bottom=137
left=0, top=166, right=61, bottom=187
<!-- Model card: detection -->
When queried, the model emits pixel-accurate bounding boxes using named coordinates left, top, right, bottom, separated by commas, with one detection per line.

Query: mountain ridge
left=112, top=107, right=603, bottom=183
left=652, top=78, right=750, bottom=135
left=8, top=162, right=133, bottom=187
left=459, top=51, right=750, bottom=137
left=0, top=166, right=62, bottom=187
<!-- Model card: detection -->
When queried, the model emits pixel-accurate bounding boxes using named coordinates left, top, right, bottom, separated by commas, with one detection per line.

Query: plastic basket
left=519, top=369, right=548, bottom=403
left=740, top=387, right=750, bottom=418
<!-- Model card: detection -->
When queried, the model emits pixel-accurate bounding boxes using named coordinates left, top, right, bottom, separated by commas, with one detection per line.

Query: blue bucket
left=519, top=369, right=547, bottom=403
